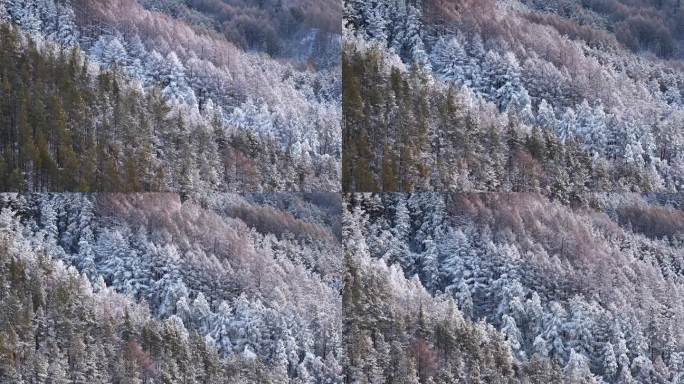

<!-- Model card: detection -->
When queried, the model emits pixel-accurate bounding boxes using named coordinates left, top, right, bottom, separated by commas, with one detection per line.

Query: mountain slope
left=0, top=209, right=270, bottom=383
left=343, top=0, right=684, bottom=192
left=343, top=202, right=572, bottom=383
left=1, top=0, right=341, bottom=192
left=0, top=193, right=343, bottom=383
left=345, top=192, right=684, bottom=383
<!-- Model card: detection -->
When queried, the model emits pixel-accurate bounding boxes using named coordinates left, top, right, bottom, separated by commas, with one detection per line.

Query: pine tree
left=47, top=349, right=70, bottom=384
left=602, top=342, right=618, bottom=380
left=0, top=3, right=9, bottom=22
left=501, top=314, right=524, bottom=359
left=404, top=5, right=430, bottom=71
left=364, top=1, right=388, bottom=42
left=431, top=36, right=470, bottom=86
left=91, top=36, right=128, bottom=67
left=420, top=235, right=440, bottom=292
left=386, top=196, right=412, bottom=269
left=537, top=99, right=558, bottom=132
left=558, top=108, right=577, bottom=143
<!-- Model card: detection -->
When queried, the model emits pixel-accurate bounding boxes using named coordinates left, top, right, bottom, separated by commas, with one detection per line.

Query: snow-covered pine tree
left=431, top=36, right=470, bottom=86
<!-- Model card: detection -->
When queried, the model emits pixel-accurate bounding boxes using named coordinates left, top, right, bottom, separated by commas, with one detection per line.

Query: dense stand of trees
left=144, top=0, right=342, bottom=65
left=1, top=0, right=341, bottom=192
left=344, top=0, right=684, bottom=193
left=0, top=224, right=267, bottom=383
left=345, top=192, right=684, bottom=383
left=4, top=191, right=681, bottom=384
left=0, top=23, right=161, bottom=192
left=343, top=200, right=573, bottom=383
left=524, top=0, right=684, bottom=58
left=0, top=23, right=336, bottom=193
left=1, top=1, right=683, bottom=384
left=343, top=46, right=659, bottom=198
left=0, top=193, right=343, bottom=383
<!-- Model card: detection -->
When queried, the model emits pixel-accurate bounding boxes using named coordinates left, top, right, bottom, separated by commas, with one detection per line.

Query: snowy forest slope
left=142, top=0, right=342, bottom=65
left=0, top=0, right=341, bottom=192
left=345, top=192, right=684, bottom=383
left=0, top=220, right=247, bottom=383
left=0, top=193, right=343, bottom=383
left=343, top=0, right=684, bottom=193
left=343, top=205, right=570, bottom=383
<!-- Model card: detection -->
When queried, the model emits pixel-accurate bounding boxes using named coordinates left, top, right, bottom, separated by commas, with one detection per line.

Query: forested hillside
left=0, top=220, right=256, bottom=383
left=344, top=206, right=569, bottom=383
left=343, top=0, right=684, bottom=192
left=142, top=0, right=341, bottom=65
left=3, top=1, right=684, bottom=384
left=0, top=193, right=343, bottom=383
left=345, top=192, right=684, bottom=383
left=0, top=0, right=341, bottom=192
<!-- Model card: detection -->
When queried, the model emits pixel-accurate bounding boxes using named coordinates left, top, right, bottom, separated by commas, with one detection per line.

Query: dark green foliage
left=0, top=23, right=158, bottom=192
left=0, top=23, right=324, bottom=193
left=342, top=46, right=653, bottom=198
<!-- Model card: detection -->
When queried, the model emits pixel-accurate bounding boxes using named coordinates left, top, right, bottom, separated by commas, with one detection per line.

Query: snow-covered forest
left=2, top=0, right=684, bottom=383
left=345, top=192, right=684, bottom=383
left=0, top=193, right=343, bottom=383
left=0, top=0, right=341, bottom=192
left=343, top=0, right=684, bottom=192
